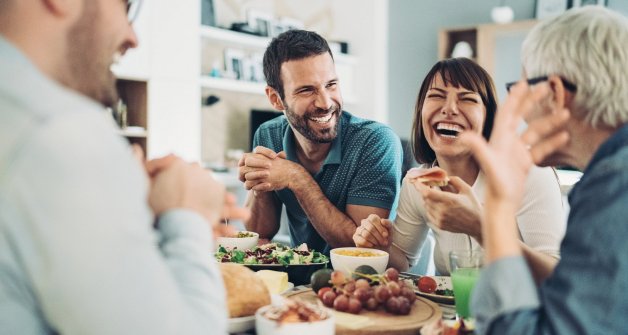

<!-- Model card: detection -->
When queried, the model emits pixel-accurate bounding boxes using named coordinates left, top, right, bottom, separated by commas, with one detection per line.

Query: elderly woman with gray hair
left=464, top=6, right=628, bottom=334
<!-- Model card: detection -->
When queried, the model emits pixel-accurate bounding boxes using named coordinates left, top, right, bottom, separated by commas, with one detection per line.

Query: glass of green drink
left=450, top=250, right=483, bottom=319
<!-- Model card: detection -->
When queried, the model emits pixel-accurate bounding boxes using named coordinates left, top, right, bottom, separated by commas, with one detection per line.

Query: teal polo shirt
left=253, top=111, right=402, bottom=254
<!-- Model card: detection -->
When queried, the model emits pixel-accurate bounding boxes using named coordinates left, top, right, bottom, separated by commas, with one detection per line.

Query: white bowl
left=216, top=231, right=259, bottom=251
left=227, top=315, right=255, bottom=333
left=330, top=247, right=389, bottom=276
left=255, top=304, right=335, bottom=335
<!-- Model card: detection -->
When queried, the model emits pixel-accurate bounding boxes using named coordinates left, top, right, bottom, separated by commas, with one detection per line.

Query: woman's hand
left=417, top=176, right=484, bottom=244
left=353, top=214, right=392, bottom=248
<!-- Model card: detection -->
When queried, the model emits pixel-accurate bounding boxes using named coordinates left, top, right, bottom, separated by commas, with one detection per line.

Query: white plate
left=227, top=282, right=292, bottom=333
left=400, top=273, right=455, bottom=305
left=415, top=276, right=455, bottom=305
left=227, top=315, right=255, bottom=333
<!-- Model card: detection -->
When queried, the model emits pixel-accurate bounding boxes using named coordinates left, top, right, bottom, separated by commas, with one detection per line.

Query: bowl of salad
left=216, top=231, right=259, bottom=251
left=215, top=243, right=329, bottom=285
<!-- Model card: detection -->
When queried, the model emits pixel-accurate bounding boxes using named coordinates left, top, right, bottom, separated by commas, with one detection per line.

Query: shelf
left=115, top=79, right=148, bottom=154
left=200, top=76, right=266, bottom=95
left=200, top=25, right=270, bottom=48
left=200, top=25, right=356, bottom=63
left=118, top=127, right=148, bottom=138
left=112, top=67, right=149, bottom=82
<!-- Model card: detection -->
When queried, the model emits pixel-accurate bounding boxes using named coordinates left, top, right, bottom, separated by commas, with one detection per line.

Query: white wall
left=387, top=0, right=628, bottom=139
left=147, top=1, right=202, bottom=161
left=329, top=0, right=389, bottom=124
left=115, top=1, right=203, bottom=161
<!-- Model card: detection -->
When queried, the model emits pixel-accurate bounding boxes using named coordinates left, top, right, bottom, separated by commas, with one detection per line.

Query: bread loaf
left=220, top=263, right=271, bottom=317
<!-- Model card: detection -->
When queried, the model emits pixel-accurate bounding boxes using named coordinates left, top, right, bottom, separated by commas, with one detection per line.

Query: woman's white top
left=392, top=165, right=566, bottom=275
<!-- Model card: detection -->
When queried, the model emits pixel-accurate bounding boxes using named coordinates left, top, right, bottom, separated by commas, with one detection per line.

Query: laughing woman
left=354, top=58, right=566, bottom=283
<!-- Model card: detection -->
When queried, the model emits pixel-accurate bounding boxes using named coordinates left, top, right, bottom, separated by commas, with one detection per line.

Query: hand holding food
left=406, top=167, right=450, bottom=188
left=419, top=176, right=483, bottom=241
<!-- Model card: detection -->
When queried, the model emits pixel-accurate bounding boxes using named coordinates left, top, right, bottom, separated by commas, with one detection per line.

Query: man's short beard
left=284, top=101, right=341, bottom=143
left=64, top=1, right=119, bottom=107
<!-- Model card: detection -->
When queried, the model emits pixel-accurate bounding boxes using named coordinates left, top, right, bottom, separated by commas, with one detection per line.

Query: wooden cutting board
left=285, top=289, right=441, bottom=335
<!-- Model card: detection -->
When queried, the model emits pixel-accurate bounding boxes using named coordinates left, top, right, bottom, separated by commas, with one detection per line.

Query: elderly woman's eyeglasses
left=126, top=0, right=143, bottom=23
left=505, top=76, right=577, bottom=93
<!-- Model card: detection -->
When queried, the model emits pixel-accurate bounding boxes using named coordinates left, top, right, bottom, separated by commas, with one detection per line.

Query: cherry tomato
left=417, top=276, right=437, bottom=293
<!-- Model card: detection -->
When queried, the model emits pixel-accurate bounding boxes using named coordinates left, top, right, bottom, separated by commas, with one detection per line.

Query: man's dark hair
left=263, top=29, right=333, bottom=99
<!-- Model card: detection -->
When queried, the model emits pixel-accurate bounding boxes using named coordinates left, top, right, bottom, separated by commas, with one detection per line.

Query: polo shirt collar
left=584, top=123, right=628, bottom=174
left=282, top=116, right=344, bottom=167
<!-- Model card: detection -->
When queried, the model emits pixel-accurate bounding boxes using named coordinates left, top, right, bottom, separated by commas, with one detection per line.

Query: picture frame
left=569, top=0, right=607, bottom=7
left=247, top=9, right=273, bottom=37
left=224, top=48, right=245, bottom=80
left=535, top=0, right=568, bottom=19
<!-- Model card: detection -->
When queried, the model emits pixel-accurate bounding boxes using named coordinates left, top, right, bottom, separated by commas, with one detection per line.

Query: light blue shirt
left=253, top=112, right=402, bottom=254
left=472, top=124, right=628, bottom=334
left=0, top=37, right=227, bottom=334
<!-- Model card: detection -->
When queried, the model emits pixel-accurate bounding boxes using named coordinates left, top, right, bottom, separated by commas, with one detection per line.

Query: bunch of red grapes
left=316, top=268, right=416, bottom=315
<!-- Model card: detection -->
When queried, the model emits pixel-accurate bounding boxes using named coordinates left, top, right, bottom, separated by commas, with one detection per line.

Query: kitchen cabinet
left=115, top=78, right=148, bottom=155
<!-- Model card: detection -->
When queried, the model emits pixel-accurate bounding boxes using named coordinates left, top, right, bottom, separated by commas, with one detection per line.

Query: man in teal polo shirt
left=238, top=30, right=402, bottom=254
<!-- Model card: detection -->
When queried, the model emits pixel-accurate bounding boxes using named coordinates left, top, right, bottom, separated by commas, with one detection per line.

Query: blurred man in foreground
left=462, top=6, right=628, bottom=334
left=0, top=0, right=244, bottom=334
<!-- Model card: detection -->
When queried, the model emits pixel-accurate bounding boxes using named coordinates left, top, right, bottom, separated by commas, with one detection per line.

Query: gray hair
left=522, top=6, right=628, bottom=129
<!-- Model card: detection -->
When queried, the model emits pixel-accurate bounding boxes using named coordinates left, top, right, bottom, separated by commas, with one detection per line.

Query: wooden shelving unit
left=439, top=20, right=538, bottom=74
left=116, top=79, right=148, bottom=155
left=438, top=20, right=539, bottom=99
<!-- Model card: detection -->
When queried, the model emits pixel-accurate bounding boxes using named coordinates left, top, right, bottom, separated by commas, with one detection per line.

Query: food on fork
left=406, top=167, right=450, bottom=187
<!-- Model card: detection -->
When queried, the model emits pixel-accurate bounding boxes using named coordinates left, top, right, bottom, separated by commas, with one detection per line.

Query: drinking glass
left=449, top=250, right=483, bottom=319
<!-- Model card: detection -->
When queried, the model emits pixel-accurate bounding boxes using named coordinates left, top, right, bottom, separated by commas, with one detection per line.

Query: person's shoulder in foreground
left=0, top=1, right=239, bottom=333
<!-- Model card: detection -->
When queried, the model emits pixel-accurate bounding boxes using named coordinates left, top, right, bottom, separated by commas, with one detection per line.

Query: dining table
left=229, top=283, right=452, bottom=335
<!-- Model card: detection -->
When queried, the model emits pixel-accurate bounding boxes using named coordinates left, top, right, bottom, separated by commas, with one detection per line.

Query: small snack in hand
left=406, top=167, right=450, bottom=188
